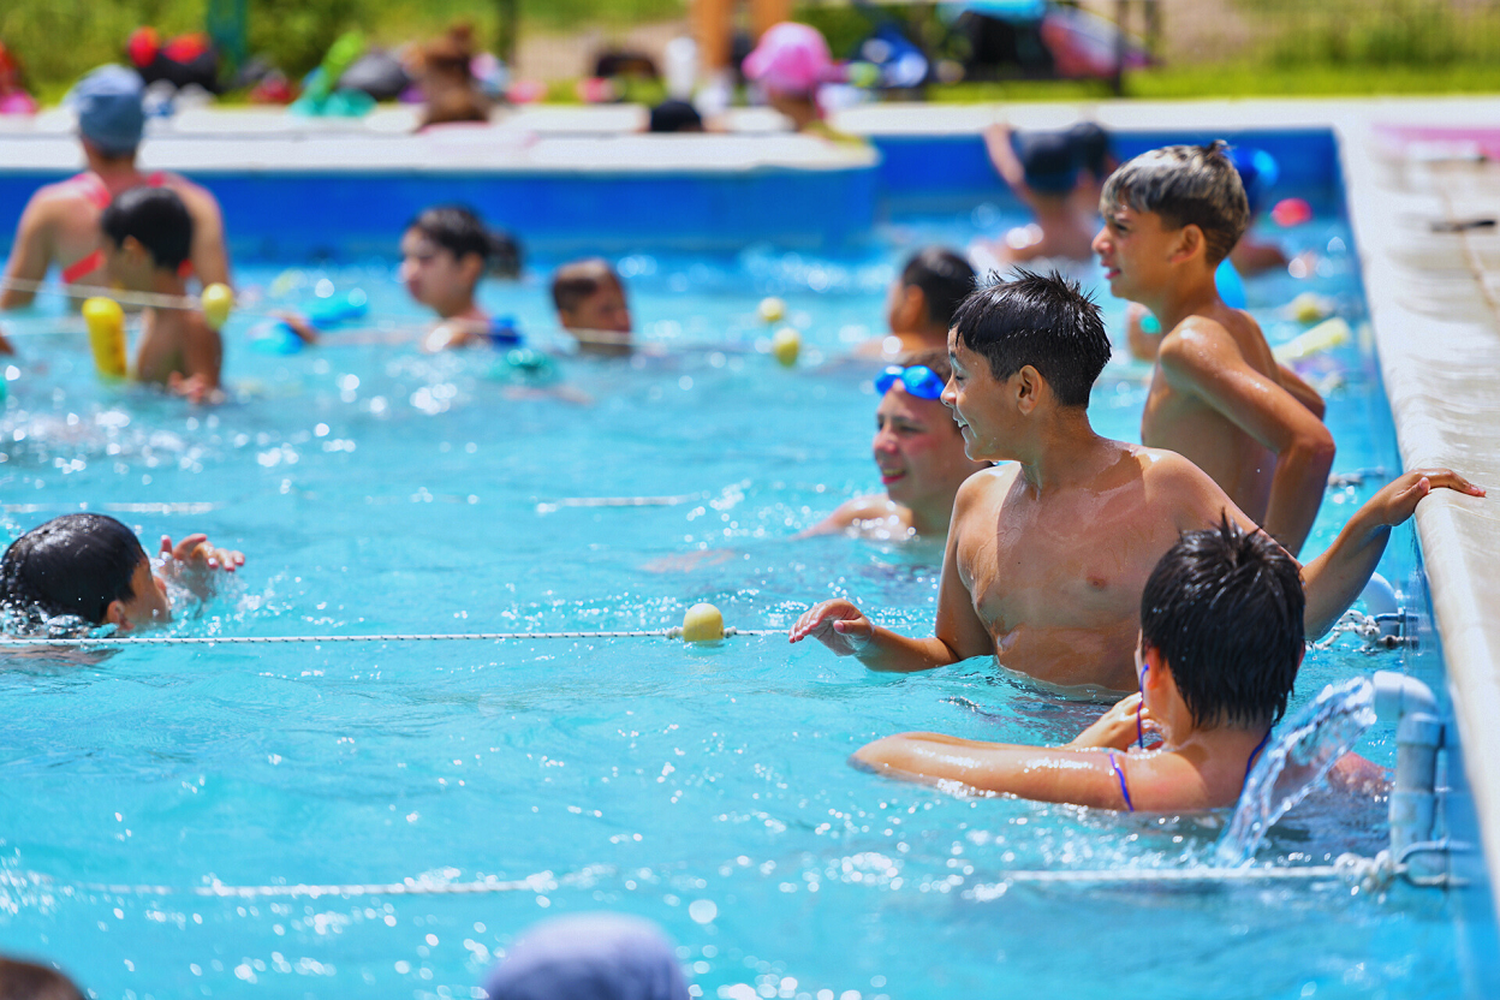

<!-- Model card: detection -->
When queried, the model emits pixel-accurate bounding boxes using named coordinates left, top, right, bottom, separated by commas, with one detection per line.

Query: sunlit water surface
left=0, top=201, right=1459, bottom=999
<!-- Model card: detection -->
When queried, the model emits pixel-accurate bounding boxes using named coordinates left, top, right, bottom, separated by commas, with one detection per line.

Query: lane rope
left=0, top=627, right=782, bottom=648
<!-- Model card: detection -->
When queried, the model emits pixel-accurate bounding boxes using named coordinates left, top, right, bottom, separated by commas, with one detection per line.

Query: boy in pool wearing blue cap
left=790, top=270, right=1482, bottom=693
left=100, top=186, right=222, bottom=402
left=1092, top=142, right=1333, bottom=556
left=803, top=349, right=989, bottom=541
left=853, top=516, right=1303, bottom=810
left=0, top=65, right=230, bottom=314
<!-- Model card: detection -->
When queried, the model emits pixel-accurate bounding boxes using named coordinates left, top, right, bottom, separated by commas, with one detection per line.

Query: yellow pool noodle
left=82, top=297, right=128, bottom=379
left=1273, top=316, right=1351, bottom=364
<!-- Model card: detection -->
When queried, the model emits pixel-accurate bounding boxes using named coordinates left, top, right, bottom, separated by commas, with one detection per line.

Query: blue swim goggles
left=875, top=364, right=946, bottom=400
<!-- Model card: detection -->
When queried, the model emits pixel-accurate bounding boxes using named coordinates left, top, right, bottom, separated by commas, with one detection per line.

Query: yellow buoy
left=201, top=283, right=235, bottom=330
left=1288, top=291, right=1331, bottom=325
left=82, top=296, right=128, bottom=379
left=758, top=296, right=786, bottom=324
left=770, top=327, right=801, bottom=368
left=1273, top=316, right=1350, bottom=364
left=680, top=602, right=725, bottom=643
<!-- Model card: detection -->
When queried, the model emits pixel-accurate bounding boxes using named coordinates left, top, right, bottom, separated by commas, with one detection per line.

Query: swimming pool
left=0, top=156, right=1484, bottom=998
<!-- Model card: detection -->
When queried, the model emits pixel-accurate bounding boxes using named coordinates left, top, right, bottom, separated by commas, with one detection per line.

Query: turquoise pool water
left=0, top=198, right=1466, bottom=999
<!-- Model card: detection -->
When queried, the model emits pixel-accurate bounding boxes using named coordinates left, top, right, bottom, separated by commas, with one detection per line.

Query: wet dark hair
left=1141, top=515, right=1304, bottom=728
left=551, top=258, right=623, bottom=314
left=649, top=99, right=704, bottom=133
left=0, top=513, right=147, bottom=626
left=1100, top=140, right=1250, bottom=265
left=1067, top=121, right=1111, bottom=178
left=1013, top=130, right=1077, bottom=195
left=0, top=957, right=86, bottom=1000
left=100, top=186, right=192, bottom=271
left=408, top=205, right=522, bottom=279
left=899, top=247, right=976, bottom=331
left=949, top=268, right=1110, bottom=408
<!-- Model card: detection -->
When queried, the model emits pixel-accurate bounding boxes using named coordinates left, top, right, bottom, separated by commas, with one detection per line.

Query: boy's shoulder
left=1158, top=306, right=1274, bottom=376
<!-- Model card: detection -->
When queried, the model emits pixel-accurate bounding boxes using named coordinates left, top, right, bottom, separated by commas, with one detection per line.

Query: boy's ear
left=104, top=600, right=130, bottom=629
left=1169, top=224, right=1206, bottom=264
left=458, top=251, right=485, bottom=284
left=1014, top=364, right=1043, bottom=413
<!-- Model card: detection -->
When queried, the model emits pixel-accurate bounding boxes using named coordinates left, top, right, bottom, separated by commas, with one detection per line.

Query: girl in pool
left=0, top=513, right=242, bottom=633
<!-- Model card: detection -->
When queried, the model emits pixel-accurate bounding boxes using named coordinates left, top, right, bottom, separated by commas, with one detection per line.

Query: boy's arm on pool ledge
left=1301, top=469, right=1485, bottom=639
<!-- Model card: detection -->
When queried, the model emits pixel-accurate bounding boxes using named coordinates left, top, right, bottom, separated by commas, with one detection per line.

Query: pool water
left=0, top=198, right=1465, bottom=999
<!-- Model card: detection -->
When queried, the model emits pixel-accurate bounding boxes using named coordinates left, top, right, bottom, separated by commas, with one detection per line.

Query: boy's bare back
left=136, top=308, right=222, bottom=398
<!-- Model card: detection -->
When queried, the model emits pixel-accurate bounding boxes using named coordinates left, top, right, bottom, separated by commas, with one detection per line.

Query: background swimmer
left=981, top=123, right=1098, bottom=263
left=0, top=513, right=243, bottom=633
left=853, top=518, right=1307, bottom=811
left=802, top=349, right=989, bottom=541
left=100, top=186, right=223, bottom=402
left=552, top=258, right=633, bottom=356
left=854, top=247, right=976, bottom=361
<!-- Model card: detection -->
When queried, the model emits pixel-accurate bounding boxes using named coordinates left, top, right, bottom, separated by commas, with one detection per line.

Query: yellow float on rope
left=201, top=283, right=235, bottom=330
left=679, top=603, right=725, bottom=643
left=770, top=327, right=801, bottom=368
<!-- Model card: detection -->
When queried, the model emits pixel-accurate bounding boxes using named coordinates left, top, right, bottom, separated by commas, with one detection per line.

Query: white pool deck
left=2, top=94, right=1499, bottom=919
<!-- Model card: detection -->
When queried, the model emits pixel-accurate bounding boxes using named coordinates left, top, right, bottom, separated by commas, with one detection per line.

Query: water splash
left=1217, top=676, right=1378, bottom=866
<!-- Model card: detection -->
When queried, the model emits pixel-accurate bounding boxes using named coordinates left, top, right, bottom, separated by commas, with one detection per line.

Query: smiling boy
left=790, top=270, right=1481, bottom=693
left=1092, top=142, right=1334, bottom=555
left=803, top=349, right=989, bottom=541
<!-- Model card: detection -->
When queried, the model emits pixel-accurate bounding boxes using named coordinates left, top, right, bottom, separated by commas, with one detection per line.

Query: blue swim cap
left=1012, top=130, right=1078, bottom=195
left=69, top=66, right=146, bottom=156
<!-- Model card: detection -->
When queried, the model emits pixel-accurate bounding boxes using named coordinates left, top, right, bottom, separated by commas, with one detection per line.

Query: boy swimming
left=790, top=270, right=1482, bottom=693
left=99, top=186, right=222, bottom=402
left=399, top=205, right=521, bottom=352
left=803, top=349, right=989, bottom=540
left=552, top=258, right=633, bottom=356
left=0, top=513, right=243, bottom=632
left=854, top=516, right=1301, bottom=810
left=855, top=248, right=976, bottom=360
left=1092, top=142, right=1334, bottom=555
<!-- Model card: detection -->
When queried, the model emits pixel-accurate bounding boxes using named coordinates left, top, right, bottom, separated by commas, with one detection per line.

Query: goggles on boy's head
left=875, top=364, right=946, bottom=400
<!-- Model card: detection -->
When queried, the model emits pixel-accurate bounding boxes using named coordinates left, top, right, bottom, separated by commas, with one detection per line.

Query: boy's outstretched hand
left=160, top=533, right=245, bottom=599
left=1360, top=468, right=1485, bottom=528
left=790, top=599, right=874, bottom=656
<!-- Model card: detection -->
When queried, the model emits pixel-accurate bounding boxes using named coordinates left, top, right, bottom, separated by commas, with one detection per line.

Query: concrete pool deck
left=1, top=94, right=1498, bottom=923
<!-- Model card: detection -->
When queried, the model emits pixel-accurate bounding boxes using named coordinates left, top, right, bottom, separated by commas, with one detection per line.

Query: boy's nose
left=1090, top=227, right=1109, bottom=256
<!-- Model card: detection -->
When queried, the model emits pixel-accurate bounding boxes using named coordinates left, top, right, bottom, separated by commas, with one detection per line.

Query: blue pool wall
left=0, top=128, right=1336, bottom=262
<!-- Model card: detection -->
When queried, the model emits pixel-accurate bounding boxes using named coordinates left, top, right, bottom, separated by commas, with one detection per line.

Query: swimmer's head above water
left=552, top=258, right=633, bottom=355
left=100, top=185, right=193, bottom=284
left=0, top=513, right=162, bottom=629
left=402, top=205, right=520, bottom=322
left=1099, top=140, right=1250, bottom=267
left=873, top=349, right=989, bottom=526
left=886, top=247, right=976, bottom=343
left=948, top=268, right=1111, bottom=411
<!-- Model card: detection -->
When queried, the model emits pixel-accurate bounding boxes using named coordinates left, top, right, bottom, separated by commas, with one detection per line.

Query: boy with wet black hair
left=792, top=269, right=1482, bottom=692
left=853, top=517, right=1304, bottom=811
left=857, top=247, right=977, bottom=360
left=1093, top=141, right=1334, bottom=555
left=99, top=185, right=222, bottom=401
left=552, top=258, right=633, bottom=357
left=0, top=513, right=243, bottom=632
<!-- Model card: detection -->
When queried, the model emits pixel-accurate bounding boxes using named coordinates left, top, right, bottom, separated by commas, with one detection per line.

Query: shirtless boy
left=0, top=513, right=243, bottom=632
left=100, top=186, right=222, bottom=401
left=803, top=350, right=989, bottom=541
left=855, top=248, right=976, bottom=361
left=790, top=270, right=1481, bottom=693
left=854, top=517, right=1303, bottom=811
left=1093, top=142, right=1334, bottom=555
left=398, top=205, right=520, bottom=352
left=552, top=258, right=633, bottom=357
left=1, top=66, right=229, bottom=311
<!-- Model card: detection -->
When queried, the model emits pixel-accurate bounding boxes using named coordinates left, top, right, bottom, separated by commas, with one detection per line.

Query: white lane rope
left=0, top=275, right=202, bottom=311
left=0, top=627, right=782, bottom=648
left=17, top=852, right=1413, bottom=901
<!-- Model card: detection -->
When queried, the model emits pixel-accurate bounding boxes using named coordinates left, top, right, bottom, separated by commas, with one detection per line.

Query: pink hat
left=742, top=22, right=836, bottom=96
